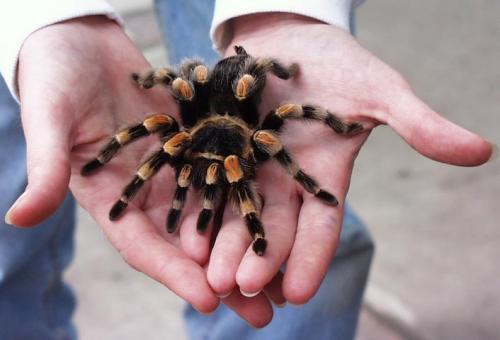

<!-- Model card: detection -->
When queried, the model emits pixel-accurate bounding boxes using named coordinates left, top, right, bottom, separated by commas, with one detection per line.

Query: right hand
left=9, top=16, right=224, bottom=314
left=203, top=13, right=493, bottom=325
left=11, top=16, right=282, bottom=325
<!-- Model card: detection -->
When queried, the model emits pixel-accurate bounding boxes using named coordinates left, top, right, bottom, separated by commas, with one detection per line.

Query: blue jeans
left=0, top=77, right=77, bottom=340
left=0, top=2, right=373, bottom=339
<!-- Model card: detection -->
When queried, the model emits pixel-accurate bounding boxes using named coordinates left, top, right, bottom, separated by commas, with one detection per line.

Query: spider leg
left=234, top=45, right=248, bottom=56
left=230, top=54, right=297, bottom=126
left=180, top=59, right=210, bottom=88
left=179, top=59, right=211, bottom=126
left=133, top=67, right=196, bottom=126
left=132, top=67, right=177, bottom=89
left=81, top=113, right=179, bottom=175
left=196, top=162, right=224, bottom=233
left=233, top=57, right=297, bottom=102
left=109, top=131, right=192, bottom=220
left=224, top=155, right=267, bottom=256
left=254, top=57, right=298, bottom=80
left=183, top=59, right=210, bottom=104
left=166, top=164, right=193, bottom=233
left=252, top=130, right=339, bottom=206
left=134, top=60, right=211, bottom=127
left=133, top=66, right=195, bottom=103
left=261, top=104, right=363, bottom=135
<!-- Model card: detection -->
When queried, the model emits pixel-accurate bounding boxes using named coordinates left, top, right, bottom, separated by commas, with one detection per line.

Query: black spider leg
left=180, top=59, right=211, bottom=111
left=109, top=131, right=192, bottom=220
left=81, top=113, right=179, bottom=175
left=133, top=60, right=211, bottom=128
left=132, top=67, right=177, bottom=89
left=252, top=130, right=339, bottom=206
left=261, top=104, right=363, bottom=135
left=234, top=46, right=298, bottom=81
left=196, top=162, right=224, bottom=233
left=232, top=48, right=298, bottom=126
left=210, top=188, right=228, bottom=249
left=166, top=164, right=193, bottom=233
left=180, top=59, right=212, bottom=126
left=223, top=155, right=267, bottom=256
left=234, top=45, right=248, bottom=56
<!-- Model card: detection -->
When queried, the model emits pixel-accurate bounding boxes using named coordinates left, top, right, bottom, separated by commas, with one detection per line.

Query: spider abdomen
left=190, top=116, right=253, bottom=158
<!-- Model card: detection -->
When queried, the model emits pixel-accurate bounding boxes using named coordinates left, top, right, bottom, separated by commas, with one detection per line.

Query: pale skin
left=5, top=14, right=492, bottom=327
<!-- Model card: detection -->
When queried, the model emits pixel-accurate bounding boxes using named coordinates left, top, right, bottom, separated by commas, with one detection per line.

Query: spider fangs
left=81, top=46, right=363, bottom=256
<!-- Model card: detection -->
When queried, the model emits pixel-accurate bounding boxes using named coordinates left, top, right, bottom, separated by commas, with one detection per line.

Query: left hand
left=194, top=13, right=493, bottom=325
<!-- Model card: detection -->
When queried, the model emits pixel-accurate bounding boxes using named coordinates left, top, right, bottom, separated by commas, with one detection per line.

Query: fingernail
left=240, top=288, right=261, bottom=298
left=215, top=290, right=232, bottom=299
left=488, top=142, right=498, bottom=162
left=274, top=301, right=287, bottom=308
left=4, top=211, right=12, bottom=225
left=194, top=307, right=214, bottom=316
left=4, top=192, right=26, bottom=225
left=199, top=310, right=214, bottom=316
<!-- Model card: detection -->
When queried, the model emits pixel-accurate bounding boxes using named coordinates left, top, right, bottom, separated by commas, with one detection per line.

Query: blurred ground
left=66, top=1, right=500, bottom=339
left=352, top=2, right=500, bottom=340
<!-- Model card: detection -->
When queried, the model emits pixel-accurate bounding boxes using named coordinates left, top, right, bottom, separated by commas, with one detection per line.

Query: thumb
left=386, top=90, right=493, bottom=166
left=5, top=95, right=71, bottom=227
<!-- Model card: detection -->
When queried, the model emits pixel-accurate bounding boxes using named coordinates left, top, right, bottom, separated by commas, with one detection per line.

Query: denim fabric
left=154, top=1, right=374, bottom=339
left=154, top=0, right=219, bottom=65
left=0, top=76, right=77, bottom=340
left=183, top=205, right=373, bottom=340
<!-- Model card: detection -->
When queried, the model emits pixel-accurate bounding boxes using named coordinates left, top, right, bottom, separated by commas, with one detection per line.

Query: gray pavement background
left=353, top=2, right=500, bottom=339
left=66, top=1, right=500, bottom=339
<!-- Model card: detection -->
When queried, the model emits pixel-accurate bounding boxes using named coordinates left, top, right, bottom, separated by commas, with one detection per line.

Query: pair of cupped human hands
left=6, top=15, right=492, bottom=327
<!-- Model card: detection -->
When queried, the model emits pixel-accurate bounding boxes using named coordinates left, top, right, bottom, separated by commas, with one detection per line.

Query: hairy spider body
left=81, top=46, right=362, bottom=256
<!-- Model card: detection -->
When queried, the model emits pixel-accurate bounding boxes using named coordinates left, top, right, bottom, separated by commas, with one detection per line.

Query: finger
left=178, top=194, right=213, bottom=266
left=207, top=208, right=250, bottom=297
left=92, top=200, right=220, bottom=314
left=5, top=96, right=71, bottom=227
left=263, top=271, right=286, bottom=307
left=222, top=290, right=273, bottom=328
left=387, top=90, right=493, bottom=166
left=283, top=194, right=342, bottom=305
left=236, top=167, right=299, bottom=296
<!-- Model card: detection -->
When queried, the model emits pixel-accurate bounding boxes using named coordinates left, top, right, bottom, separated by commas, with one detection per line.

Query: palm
left=31, top=22, right=182, bottom=249
left=14, top=17, right=220, bottom=314
left=69, top=26, right=372, bottom=320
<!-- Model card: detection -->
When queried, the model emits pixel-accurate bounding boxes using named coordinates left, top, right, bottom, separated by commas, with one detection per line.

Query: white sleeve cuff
left=0, top=0, right=122, bottom=101
left=210, top=0, right=360, bottom=53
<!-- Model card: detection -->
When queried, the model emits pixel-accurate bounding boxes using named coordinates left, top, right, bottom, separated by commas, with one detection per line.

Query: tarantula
left=81, top=46, right=362, bottom=256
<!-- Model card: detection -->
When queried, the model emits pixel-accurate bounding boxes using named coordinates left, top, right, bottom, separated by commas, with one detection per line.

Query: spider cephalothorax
left=81, top=46, right=362, bottom=256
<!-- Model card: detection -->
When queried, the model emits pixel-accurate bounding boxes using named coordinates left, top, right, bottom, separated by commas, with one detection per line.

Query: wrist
left=211, top=1, right=354, bottom=53
left=229, top=13, right=322, bottom=49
